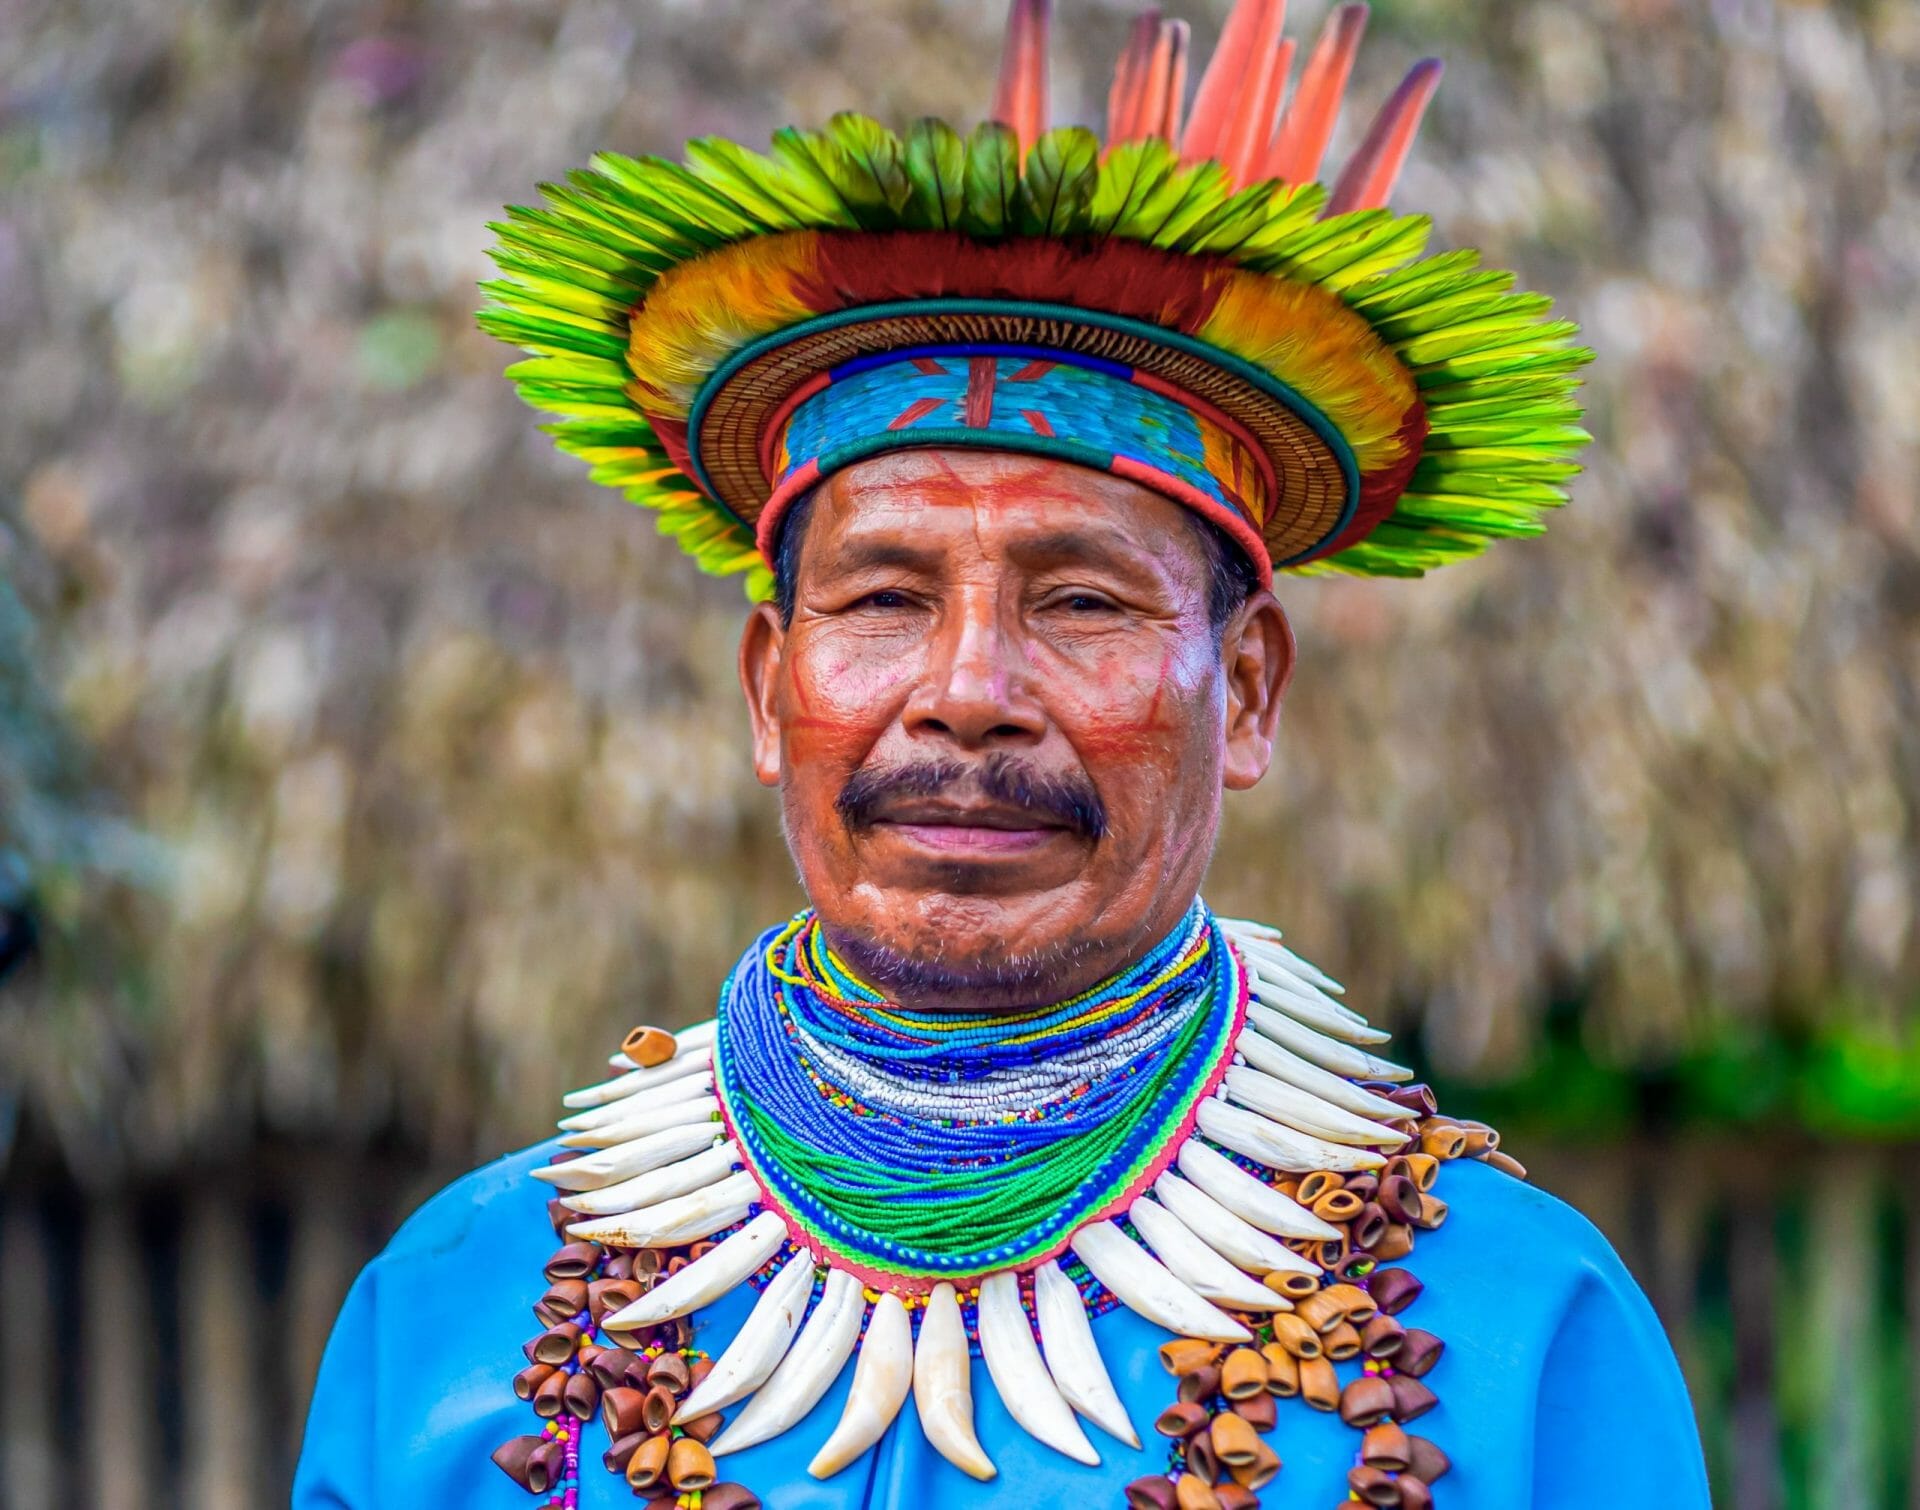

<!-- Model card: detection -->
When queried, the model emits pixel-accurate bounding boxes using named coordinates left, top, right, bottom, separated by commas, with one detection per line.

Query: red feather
left=1106, top=12, right=1160, bottom=143
left=1227, top=36, right=1294, bottom=185
left=1153, top=20, right=1191, bottom=142
left=1263, top=2, right=1368, bottom=185
left=1326, top=57, right=1443, bottom=214
left=991, top=0, right=1053, bottom=158
left=809, top=231, right=1225, bottom=335
left=1178, top=0, right=1271, bottom=164
left=1214, top=2, right=1291, bottom=186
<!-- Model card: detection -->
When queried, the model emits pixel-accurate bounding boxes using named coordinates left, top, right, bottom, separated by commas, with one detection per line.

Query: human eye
left=847, top=586, right=920, bottom=612
left=1041, top=587, right=1123, bottom=615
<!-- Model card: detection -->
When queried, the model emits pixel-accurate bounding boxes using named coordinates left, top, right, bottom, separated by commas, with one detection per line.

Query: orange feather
left=1228, top=36, right=1293, bottom=184
left=1178, top=0, right=1270, bottom=164
left=1215, top=2, right=1291, bottom=185
left=991, top=0, right=1053, bottom=157
left=1327, top=57, right=1443, bottom=213
left=1106, top=12, right=1160, bottom=143
left=1263, top=2, right=1368, bottom=184
left=1155, top=20, right=1191, bottom=142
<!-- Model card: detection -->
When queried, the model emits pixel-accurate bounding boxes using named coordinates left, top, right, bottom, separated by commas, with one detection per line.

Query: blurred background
left=2, top=0, right=1916, bottom=1503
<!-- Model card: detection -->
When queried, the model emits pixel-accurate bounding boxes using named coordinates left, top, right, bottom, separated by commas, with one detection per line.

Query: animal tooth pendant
left=1032, top=1260, right=1139, bottom=1447
left=809, top=1292, right=914, bottom=1479
left=563, top=1169, right=756, bottom=1249
left=1176, top=1138, right=1342, bottom=1241
left=913, top=1281, right=996, bottom=1480
left=713, top=1267, right=864, bottom=1456
left=1070, top=1220, right=1251, bottom=1342
left=1127, top=1195, right=1288, bottom=1311
left=673, top=1250, right=814, bottom=1420
left=560, top=1140, right=740, bottom=1218
left=601, top=1211, right=785, bottom=1331
left=976, top=1270, right=1100, bottom=1465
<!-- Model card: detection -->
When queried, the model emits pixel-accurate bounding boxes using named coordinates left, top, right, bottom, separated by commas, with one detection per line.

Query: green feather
left=1017, top=127, right=1099, bottom=237
left=488, top=246, right=648, bottom=305
left=1371, top=289, right=1556, bottom=344
left=1421, top=423, right=1592, bottom=452
left=1415, top=345, right=1594, bottom=386
left=1396, top=318, right=1583, bottom=367
left=1303, top=216, right=1433, bottom=290
left=960, top=121, right=1021, bottom=236
left=1113, top=159, right=1232, bottom=247
left=1086, top=139, right=1178, bottom=238
left=543, top=415, right=657, bottom=446
left=587, top=155, right=764, bottom=244
left=1181, top=182, right=1290, bottom=258
left=683, top=137, right=842, bottom=230
left=545, top=181, right=704, bottom=264
left=1347, top=254, right=1510, bottom=315
left=1423, top=393, right=1584, bottom=428
left=1420, top=372, right=1584, bottom=406
left=478, top=273, right=624, bottom=325
left=826, top=114, right=913, bottom=221
left=503, top=353, right=630, bottom=387
left=478, top=308, right=627, bottom=362
left=765, top=127, right=871, bottom=230
left=491, top=213, right=667, bottom=281
left=1389, top=498, right=1551, bottom=537
left=500, top=205, right=672, bottom=278
left=903, top=118, right=967, bottom=232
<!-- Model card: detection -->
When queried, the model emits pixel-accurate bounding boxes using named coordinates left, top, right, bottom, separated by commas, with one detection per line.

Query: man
left=296, top=3, right=1709, bottom=1506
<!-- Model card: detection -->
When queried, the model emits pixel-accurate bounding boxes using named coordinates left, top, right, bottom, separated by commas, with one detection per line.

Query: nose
left=903, top=583, right=1046, bottom=750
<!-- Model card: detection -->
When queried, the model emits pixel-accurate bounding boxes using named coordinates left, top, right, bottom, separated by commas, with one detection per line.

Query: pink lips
left=877, top=821, right=1065, bottom=855
left=867, top=798, right=1075, bottom=857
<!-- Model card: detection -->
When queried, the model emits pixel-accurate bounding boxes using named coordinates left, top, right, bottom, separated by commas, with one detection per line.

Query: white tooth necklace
left=492, top=911, right=1517, bottom=1510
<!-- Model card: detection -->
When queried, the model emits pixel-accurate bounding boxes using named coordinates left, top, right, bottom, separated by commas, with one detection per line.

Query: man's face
left=739, top=449, right=1293, bottom=1009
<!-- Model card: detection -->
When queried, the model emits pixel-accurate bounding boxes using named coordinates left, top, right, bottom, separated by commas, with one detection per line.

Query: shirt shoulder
left=374, top=1138, right=563, bottom=1266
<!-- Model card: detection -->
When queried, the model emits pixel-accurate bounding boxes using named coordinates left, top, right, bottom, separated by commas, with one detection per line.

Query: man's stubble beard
left=779, top=803, right=1114, bottom=1006
left=824, top=919, right=1111, bottom=1010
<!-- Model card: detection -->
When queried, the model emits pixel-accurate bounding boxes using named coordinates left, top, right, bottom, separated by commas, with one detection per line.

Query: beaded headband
left=479, top=0, right=1591, bottom=599
left=759, top=342, right=1311, bottom=585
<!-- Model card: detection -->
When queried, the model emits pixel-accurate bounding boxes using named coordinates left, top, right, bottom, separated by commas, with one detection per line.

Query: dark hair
left=770, top=483, right=1262, bottom=633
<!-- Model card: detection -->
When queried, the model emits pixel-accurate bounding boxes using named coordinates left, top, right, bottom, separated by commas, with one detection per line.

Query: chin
left=823, top=914, right=1107, bottom=1009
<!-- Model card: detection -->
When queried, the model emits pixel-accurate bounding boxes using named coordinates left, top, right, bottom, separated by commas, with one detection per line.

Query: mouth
left=866, top=800, right=1076, bottom=856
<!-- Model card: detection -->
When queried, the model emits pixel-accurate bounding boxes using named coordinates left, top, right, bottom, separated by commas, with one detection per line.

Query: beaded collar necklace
left=498, top=912, right=1525, bottom=1510
left=717, top=907, right=1242, bottom=1282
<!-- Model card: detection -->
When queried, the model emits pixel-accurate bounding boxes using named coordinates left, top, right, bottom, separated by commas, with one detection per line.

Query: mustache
left=836, top=754, right=1108, bottom=842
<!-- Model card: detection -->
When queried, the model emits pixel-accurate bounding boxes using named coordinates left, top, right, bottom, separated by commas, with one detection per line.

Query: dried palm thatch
left=1, top=0, right=1916, bottom=1175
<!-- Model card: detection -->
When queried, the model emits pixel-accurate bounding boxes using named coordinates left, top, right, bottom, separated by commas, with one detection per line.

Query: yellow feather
left=625, top=232, right=826, bottom=417
left=1197, top=271, right=1419, bottom=474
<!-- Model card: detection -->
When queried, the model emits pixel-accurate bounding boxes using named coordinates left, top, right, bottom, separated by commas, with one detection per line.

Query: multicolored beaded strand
left=716, top=905, right=1243, bottom=1283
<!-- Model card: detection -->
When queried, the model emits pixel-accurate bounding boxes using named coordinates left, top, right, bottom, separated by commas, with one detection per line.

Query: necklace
left=718, top=907, right=1241, bottom=1280
left=494, top=910, right=1521, bottom=1508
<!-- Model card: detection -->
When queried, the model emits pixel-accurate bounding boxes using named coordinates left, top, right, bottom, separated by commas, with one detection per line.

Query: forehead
left=804, top=449, right=1206, bottom=568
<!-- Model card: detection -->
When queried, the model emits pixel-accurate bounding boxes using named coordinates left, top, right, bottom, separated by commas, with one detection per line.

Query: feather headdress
left=480, top=0, right=1591, bottom=599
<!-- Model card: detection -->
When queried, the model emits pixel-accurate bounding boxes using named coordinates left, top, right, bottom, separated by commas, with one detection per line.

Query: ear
left=1221, top=590, right=1295, bottom=790
left=737, top=601, right=786, bottom=787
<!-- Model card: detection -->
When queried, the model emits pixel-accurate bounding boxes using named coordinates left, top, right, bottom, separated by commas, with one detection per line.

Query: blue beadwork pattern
left=772, top=346, right=1272, bottom=532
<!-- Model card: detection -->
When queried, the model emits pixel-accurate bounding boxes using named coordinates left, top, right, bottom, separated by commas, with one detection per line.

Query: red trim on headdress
left=1297, top=398, right=1428, bottom=563
left=809, top=232, right=1227, bottom=334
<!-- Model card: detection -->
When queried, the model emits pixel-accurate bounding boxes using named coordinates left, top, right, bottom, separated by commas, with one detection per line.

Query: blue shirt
left=294, top=1142, right=1708, bottom=1509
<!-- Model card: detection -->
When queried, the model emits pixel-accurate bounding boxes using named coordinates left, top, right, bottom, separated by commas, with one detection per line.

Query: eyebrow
left=1007, top=528, right=1162, bottom=567
left=812, top=534, right=946, bottom=576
